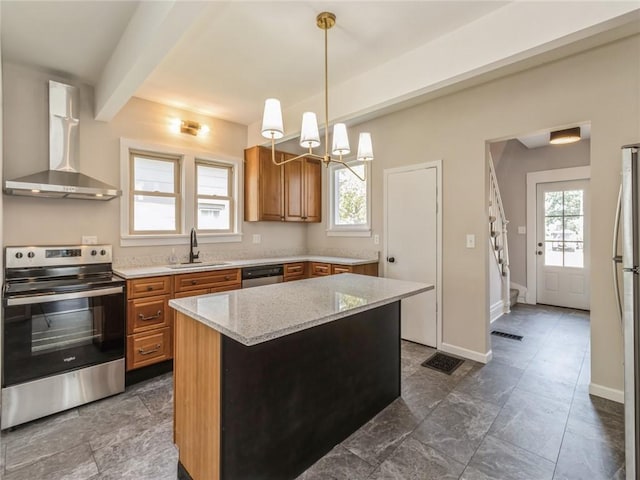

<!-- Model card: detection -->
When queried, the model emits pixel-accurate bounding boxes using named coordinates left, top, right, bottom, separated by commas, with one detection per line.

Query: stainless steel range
left=2, top=245, right=125, bottom=429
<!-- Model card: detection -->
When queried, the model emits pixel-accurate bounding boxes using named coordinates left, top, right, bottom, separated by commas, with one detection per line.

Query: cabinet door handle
left=138, top=310, right=162, bottom=321
left=138, top=344, right=161, bottom=355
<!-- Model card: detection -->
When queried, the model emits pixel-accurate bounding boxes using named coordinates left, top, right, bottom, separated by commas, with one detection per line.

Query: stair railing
left=489, top=155, right=511, bottom=311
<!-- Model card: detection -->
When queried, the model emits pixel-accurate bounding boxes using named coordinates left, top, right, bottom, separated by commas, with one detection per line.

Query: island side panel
left=220, top=301, right=400, bottom=480
left=174, top=312, right=221, bottom=480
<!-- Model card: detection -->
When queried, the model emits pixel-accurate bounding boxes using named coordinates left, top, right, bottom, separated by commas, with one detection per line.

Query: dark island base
left=176, top=301, right=401, bottom=480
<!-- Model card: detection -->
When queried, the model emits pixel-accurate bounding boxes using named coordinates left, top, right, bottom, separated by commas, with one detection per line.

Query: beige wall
left=2, top=62, right=307, bottom=265
left=493, top=139, right=591, bottom=288
left=287, top=35, right=640, bottom=393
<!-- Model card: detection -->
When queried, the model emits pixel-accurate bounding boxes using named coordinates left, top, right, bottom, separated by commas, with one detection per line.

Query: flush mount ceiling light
left=261, top=12, right=373, bottom=181
left=170, top=118, right=210, bottom=137
left=549, top=127, right=581, bottom=145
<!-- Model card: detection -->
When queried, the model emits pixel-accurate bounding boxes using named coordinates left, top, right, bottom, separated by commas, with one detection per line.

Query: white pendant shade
left=300, top=112, right=320, bottom=148
left=332, top=123, right=350, bottom=156
left=356, top=132, right=374, bottom=161
left=261, top=98, right=284, bottom=139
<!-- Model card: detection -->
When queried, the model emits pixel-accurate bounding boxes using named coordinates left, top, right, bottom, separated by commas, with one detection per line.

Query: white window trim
left=119, top=138, right=243, bottom=247
left=327, top=160, right=372, bottom=237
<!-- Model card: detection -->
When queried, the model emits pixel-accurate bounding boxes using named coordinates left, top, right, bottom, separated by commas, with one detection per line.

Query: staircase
left=489, top=156, right=512, bottom=312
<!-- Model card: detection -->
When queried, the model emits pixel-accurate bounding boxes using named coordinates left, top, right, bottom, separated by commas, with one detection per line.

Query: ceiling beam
left=94, top=1, right=207, bottom=122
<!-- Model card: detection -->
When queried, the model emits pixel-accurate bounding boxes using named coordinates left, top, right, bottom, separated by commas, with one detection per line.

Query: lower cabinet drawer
left=127, top=327, right=172, bottom=371
left=332, top=264, right=353, bottom=274
left=310, top=262, right=331, bottom=276
left=128, top=295, right=170, bottom=334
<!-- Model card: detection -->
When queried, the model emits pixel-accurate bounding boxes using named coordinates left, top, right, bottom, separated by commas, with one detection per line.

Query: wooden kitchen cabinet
left=174, top=268, right=241, bottom=293
left=284, top=157, right=321, bottom=222
left=332, top=263, right=379, bottom=276
left=245, top=146, right=321, bottom=223
left=284, top=262, right=307, bottom=282
left=126, top=275, right=173, bottom=371
left=310, top=262, right=332, bottom=277
left=245, top=145, right=284, bottom=222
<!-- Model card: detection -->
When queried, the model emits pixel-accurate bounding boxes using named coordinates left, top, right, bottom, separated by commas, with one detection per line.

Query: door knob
left=537, top=242, right=543, bottom=247
left=536, top=251, right=543, bottom=255
left=387, top=256, right=395, bottom=263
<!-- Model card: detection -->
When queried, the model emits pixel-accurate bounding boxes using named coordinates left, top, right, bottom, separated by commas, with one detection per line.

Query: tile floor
left=0, top=304, right=626, bottom=479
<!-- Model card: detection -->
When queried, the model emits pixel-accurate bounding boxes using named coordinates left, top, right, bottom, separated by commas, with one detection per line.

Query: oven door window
left=3, top=291, right=125, bottom=387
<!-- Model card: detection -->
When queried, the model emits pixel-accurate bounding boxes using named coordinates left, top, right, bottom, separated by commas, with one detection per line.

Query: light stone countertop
left=169, top=273, right=433, bottom=346
left=114, top=255, right=378, bottom=279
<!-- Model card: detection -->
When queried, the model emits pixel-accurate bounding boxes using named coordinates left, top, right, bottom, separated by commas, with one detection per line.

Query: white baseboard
left=510, top=282, right=528, bottom=303
left=440, top=342, right=492, bottom=364
left=490, top=300, right=504, bottom=323
left=589, top=382, right=624, bottom=404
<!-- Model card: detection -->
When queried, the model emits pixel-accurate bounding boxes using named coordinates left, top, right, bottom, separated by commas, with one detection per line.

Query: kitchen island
left=169, top=274, right=432, bottom=480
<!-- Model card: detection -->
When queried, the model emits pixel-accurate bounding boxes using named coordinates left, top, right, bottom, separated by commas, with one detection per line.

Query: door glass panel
left=544, top=191, right=563, bottom=216
left=543, top=189, right=584, bottom=268
left=545, top=217, right=563, bottom=241
left=563, top=190, right=584, bottom=215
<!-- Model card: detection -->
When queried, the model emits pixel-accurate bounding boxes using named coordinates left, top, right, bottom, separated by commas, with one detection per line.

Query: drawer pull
left=290, top=266, right=301, bottom=272
left=224, top=276, right=230, bottom=281
left=138, top=310, right=162, bottom=321
left=191, top=280, right=198, bottom=285
left=138, top=344, right=161, bottom=355
left=146, top=286, right=154, bottom=291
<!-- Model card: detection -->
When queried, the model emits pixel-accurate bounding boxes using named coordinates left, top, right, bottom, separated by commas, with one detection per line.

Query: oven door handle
left=6, top=286, right=124, bottom=306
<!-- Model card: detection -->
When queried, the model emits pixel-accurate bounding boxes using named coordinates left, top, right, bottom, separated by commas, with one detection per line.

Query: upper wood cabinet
left=245, top=146, right=284, bottom=222
left=284, top=157, right=321, bottom=222
left=244, top=146, right=321, bottom=223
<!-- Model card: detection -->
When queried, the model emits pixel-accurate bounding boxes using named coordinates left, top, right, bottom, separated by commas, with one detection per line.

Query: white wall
left=492, top=139, right=591, bottom=288
left=2, top=63, right=308, bottom=265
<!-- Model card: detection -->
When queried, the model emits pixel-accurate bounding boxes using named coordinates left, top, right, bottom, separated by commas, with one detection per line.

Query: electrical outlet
left=82, top=236, right=98, bottom=245
left=373, top=234, right=379, bottom=245
left=518, top=226, right=526, bottom=235
left=252, top=234, right=261, bottom=244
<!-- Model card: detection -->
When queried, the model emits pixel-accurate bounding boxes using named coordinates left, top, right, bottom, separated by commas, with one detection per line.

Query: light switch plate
left=82, top=236, right=98, bottom=245
left=518, top=226, right=526, bottom=235
left=373, top=234, right=379, bottom=245
left=466, top=234, right=475, bottom=248
left=252, top=234, right=261, bottom=244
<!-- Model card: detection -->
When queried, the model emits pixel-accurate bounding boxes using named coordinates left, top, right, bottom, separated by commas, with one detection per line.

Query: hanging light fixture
left=261, top=12, right=373, bottom=180
left=549, top=127, right=581, bottom=145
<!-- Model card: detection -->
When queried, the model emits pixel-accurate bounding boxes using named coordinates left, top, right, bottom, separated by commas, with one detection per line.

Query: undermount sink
left=167, top=262, right=230, bottom=269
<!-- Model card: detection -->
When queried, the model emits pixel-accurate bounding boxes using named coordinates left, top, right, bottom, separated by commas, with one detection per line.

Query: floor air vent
left=421, top=352, right=464, bottom=375
left=491, top=330, right=523, bottom=341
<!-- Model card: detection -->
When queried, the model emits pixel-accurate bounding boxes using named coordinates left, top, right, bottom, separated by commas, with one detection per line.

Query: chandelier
left=260, top=12, right=373, bottom=181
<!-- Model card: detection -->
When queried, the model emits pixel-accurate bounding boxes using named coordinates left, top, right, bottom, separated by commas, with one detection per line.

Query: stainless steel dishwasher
left=241, top=264, right=284, bottom=288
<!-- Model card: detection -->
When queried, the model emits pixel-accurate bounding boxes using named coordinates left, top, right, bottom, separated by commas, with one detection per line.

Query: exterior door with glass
left=536, top=180, right=590, bottom=309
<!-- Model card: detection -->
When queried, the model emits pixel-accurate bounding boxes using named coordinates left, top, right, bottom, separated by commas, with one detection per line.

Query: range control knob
left=100, top=249, right=107, bottom=256
left=15, top=252, right=23, bottom=259
left=27, top=252, right=35, bottom=258
left=91, top=250, right=98, bottom=256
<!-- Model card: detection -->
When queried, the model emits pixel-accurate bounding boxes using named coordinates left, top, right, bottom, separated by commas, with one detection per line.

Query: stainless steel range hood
left=4, top=81, right=121, bottom=200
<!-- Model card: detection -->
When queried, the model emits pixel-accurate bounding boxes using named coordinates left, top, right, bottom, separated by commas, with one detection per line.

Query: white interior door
left=385, top=165, right=438, bottom=347
left=536, top=179, right=590, bottom=309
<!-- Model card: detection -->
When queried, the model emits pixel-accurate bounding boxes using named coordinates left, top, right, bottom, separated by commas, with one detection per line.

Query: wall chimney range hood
left=4, top=81, right=121, bottom=200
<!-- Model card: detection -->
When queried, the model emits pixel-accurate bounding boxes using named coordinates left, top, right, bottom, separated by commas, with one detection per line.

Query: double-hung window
left=121, top=139, right=242, bottom=246
left=327, top=160, right=371, bottom=236
left=129, top=150, right=181, bottom=234
left=195, top=160, right=234, bottom=232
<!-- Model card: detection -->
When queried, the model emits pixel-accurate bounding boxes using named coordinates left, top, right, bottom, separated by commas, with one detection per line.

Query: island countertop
left=169, top=273, right=432, bottom=346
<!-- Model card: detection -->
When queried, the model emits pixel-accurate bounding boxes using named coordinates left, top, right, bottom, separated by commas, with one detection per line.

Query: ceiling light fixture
left=549, top=127, right=581, bottom=145
left=261, top=12, right=373, bottom=180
